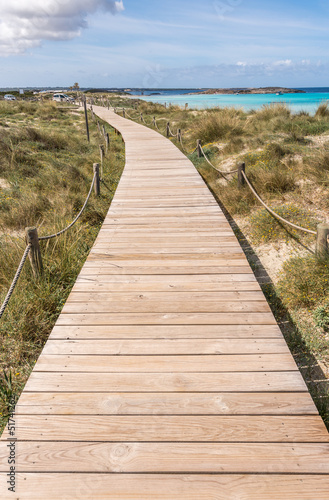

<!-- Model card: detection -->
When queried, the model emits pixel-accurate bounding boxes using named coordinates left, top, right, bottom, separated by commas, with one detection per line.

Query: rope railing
left=39, top=172, right=97, bottom=241
left=168, top=125, right=177, bottom=137
left=0, top=102, right=122, bottom=320
left=241, top=170, right=317, bottom=235
left=0, top=245, right=31, bottom=319
left=0, top=164, right=102, bottom=320
left=199, top=145, right=239, bottom=178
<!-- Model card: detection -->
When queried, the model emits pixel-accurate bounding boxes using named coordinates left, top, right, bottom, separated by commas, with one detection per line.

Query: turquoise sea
left=135, top=89, right=329, bottom=114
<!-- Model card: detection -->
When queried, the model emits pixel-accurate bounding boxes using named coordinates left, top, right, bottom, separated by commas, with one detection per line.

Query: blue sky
left=1, top=0, right=329, bottom=88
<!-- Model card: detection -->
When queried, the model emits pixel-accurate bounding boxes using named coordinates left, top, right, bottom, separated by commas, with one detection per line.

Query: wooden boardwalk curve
left=1, top=106, right=329, bottom=499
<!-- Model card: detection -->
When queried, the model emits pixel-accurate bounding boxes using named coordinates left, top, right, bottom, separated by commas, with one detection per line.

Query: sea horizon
left=129, top=87, right=329, bottom=113
left=2, top=86, right=329, bottom=113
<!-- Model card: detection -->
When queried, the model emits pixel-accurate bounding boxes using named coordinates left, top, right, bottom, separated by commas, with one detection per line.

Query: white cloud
left=273, top=59, right=293, bottom=67
left=0, top=0, right=124, bottom=56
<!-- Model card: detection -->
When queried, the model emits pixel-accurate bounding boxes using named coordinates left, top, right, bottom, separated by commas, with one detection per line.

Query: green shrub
left=249, top=204, right=318, bottom=243
left=278, top=256, right=329, bottom=308
left=315, top=102, right=329, bottom=118
left=313, top=304, right=329, bottom=330
left=252, top=103, right=291, bottom=121
left=193, top=109, right=245, bottom=143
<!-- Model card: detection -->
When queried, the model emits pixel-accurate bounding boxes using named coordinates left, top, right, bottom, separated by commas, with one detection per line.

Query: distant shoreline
left=189, top=87, right=305, bottom=95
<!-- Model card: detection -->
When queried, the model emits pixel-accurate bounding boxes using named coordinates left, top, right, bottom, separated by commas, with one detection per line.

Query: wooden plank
left=2, top=473, right=329, bottom=500
left=83, top=258, right=249, bottom=266
left=2, top=415, right=327, bottom=442
left=42, top=338, right=289, bottom=355
left=106, top=207, right=222, bottom=215
left=78, top=266, right=253, bottom=275
left=90, top=249, right=245, bottom=257
left=2, top=442, right=329, bottom=473
left=49, top=324, right=283, bottom=340
left=90, top=247, right=244, bottom=254
left=71, top=281, right=262, bottom=292
left=23, top=371, right=307, bottom=392
left=61, top=300, right=271, bottom=314
left=33, top=354, right=296, bottom=372
left=56, top=312, right=277, bottom=325
left=14, top=391, right=318, bottom=415
left=66, top=291, right=265, bottom=302
left=75, top=273, right=258, bottom=283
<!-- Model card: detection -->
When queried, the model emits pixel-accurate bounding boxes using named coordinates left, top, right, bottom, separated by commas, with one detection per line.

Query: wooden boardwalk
left=1, top=106, right=329, bottom=499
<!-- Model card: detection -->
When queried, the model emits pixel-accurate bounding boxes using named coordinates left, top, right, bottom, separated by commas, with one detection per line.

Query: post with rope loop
left=102, top=125, right=106, bottom=139
left=93, top=163, right=101, bottom=196
left=123, top=108, right=126, bottom=118
left=197, top=139, right=202, bottom=158
left=90, top=106, right=94, bottom=121
left=177, top=129, right=181, bottom=142
left=153, top=116, right=156, bottom=127
left=166, top=122, right=170, bottom=138
left=238, top=162, right=246, bottom=188
left=316, top=223, right=329, bottom=257
left=25, top=227, right=43, bottom=278
left=140, top=113, right=143, bottom=122
left=107, top=100, right=110, bottom=110
left=83, top=97, right=90, bottom=143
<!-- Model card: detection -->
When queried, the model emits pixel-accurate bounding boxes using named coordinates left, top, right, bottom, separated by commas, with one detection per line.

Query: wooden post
left=93, top=163, right=100, bottom=196
left=83, top=98, right=90, bottom=142
left=123, top=108, right=126, bottom=118
left=25, top=227, right=43, bottom=278
left=178, top=129, right=181, bottom=142
left=140, top=113, right=143, bottom=122
left=102, top=125, right=106, bottom=138
left=166, top=122, right=170, bottom=137
left=153, top=116, right=156, bottom=127
left=106, top=133, right=110, bottom=153
left=99, top=145, right=105, bottom=179
left=238, top=162, right=246, bottom=187
left=90, top=106, right=94, bottom=121
left=97, top=121, right=101, bottom=136
left=114, top=107, right=117, bottom=113
left=197, top=139, right=202, bottom=158
left=316, top=223, right=329, bottom=257
left=107, top=100, right=110, bottom=110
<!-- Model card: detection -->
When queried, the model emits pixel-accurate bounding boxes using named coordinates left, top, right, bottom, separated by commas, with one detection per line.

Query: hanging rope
left=0, top=245, right=31, bottom=319
left=199, top=145, right=238, bottom=178
left=241, top=171, right=317, bottom=235
left=39, top=172, right=97, bottom=241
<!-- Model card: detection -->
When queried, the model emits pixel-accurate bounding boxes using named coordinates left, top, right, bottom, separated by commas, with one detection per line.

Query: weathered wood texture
left=1, top=106, right=328, bottom=499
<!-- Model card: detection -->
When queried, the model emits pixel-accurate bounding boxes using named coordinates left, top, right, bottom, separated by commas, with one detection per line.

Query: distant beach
left=131, top=87, right=329, bottom=114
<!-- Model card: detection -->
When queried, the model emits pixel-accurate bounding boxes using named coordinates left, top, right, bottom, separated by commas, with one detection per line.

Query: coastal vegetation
left=106, top=95, right=329, bottom=425
left=1, top=93, right=329, bottom=430
left=0, top=100, right=125, bottom=431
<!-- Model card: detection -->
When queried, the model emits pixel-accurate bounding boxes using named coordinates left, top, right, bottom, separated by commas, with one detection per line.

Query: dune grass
left=0, top=101, right=125, bottom=432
